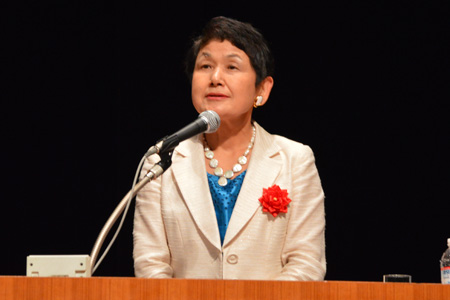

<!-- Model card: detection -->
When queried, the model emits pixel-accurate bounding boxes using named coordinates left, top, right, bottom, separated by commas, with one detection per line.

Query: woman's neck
left=204, top=118, right=254, bottom=152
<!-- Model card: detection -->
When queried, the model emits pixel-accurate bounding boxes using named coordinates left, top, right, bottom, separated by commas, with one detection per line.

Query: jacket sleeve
left=276, top=145, right=326, bottom=281
left=133, top=154, right=173, bottom=278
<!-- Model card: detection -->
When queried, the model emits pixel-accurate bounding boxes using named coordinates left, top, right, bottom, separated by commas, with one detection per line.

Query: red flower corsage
left=259, top=184, right=292, bottom=217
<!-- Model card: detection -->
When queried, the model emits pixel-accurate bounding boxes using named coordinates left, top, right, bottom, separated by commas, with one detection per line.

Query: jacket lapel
left=223, top=123, right=282, bottom=247
left=171, top=135, right=222, bottom=251
left=170, top=123, right=282, bottom=251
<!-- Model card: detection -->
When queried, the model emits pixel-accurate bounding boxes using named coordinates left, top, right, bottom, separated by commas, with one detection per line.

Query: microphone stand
left=89, top=150, right=173, bottom=274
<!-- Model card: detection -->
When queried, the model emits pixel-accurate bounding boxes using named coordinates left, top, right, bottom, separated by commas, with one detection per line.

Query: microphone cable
left=92, top=154, right=147, bottom=274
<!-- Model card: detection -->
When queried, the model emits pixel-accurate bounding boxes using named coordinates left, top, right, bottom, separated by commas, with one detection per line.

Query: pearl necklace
left=204, top=125, right=256, bottom=187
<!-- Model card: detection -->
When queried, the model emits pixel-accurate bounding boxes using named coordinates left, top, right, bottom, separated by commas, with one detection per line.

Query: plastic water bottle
left=441, top=238, right=450, bottom=284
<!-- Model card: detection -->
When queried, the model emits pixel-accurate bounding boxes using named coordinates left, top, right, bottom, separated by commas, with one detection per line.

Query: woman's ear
left=256, top=76, right=274, bottom=107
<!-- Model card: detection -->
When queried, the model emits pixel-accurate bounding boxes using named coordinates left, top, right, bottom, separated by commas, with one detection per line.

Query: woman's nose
left=210, top=68, right=224, bottom=86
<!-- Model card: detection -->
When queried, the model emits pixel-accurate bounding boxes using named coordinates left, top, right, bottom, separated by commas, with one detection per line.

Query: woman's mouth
left=206, top=93, right=229, bottom=100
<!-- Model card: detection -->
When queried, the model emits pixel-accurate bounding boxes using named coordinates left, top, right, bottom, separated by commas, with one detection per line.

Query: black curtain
left=3, top=1, right=449, bottom=282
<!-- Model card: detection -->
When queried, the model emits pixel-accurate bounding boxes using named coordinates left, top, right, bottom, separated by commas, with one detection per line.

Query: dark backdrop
left=4, top=1, right=449, bottom=282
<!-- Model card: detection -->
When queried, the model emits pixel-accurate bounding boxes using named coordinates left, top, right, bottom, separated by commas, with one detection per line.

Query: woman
left=133, top=16, right=326, bottom=280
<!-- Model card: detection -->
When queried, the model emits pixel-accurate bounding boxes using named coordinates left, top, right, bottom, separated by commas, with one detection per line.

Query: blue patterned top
left=207, top=171, right=247, bottom=245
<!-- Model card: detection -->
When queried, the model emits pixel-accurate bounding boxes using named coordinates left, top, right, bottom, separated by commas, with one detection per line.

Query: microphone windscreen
left=200, top=110, right=221, bottom=133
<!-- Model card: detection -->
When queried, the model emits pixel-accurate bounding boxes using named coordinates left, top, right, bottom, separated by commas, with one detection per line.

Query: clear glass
left=383, top=274, right=412, bottom=283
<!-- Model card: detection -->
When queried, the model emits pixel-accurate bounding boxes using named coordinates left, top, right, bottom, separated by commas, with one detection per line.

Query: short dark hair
left=185, top=16, right=274, bottom=86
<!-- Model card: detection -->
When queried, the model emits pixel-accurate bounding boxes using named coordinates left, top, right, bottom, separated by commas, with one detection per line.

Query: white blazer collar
left=170, top=122, right=282, bottom=250
left=171, top=134, right=222, bottom=251
left=223, top=122, right=282, bottom=247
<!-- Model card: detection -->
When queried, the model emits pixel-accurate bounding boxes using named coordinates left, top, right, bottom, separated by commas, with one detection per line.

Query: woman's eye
left=228, top=65, right=238, bottom=70
left=201, top=64, right=211, bottom=69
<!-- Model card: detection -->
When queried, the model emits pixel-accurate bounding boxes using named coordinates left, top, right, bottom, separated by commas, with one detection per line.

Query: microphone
left=145, top=110, right=220, bottom=157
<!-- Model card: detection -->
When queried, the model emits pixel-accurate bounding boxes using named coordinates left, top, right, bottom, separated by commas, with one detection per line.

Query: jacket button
left=227, top=254, right=238, bottom=264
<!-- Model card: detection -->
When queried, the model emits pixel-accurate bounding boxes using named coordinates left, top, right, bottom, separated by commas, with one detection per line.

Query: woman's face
left=191, top=39, right=258, bottom=122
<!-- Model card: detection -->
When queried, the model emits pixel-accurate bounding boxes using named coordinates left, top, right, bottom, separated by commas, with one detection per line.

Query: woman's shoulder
left=272, top=134, right=315, bottom=162
left=256, top=122, right=314, bottom=158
